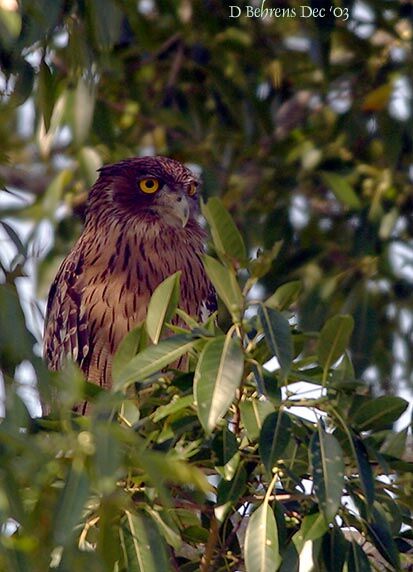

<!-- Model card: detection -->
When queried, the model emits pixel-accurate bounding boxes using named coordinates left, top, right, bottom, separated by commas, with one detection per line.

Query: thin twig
left=200, top=512, right=219, bottom=572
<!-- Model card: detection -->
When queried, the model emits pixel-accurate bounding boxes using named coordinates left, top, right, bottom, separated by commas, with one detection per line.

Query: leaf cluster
left=1, top=0, right=413, bottom=392
left=0, top=200, right=411, bottom=571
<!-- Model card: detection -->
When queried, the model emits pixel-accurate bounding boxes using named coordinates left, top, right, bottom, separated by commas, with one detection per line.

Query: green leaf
left=249, top=242, right=283, bottom=279
left=202, top=255, right=243, bottom=322
left=152, top=394, right=194, bottom=423
left=2, top=546, right=32, bottom=572
left=12, top=60, right=35, bottom=107
left=53, top=360, right=89, bottom=408
left=380, top=428, right=408, bottom=458
left=331, top=352, right=355, bottom=385
left=374, top=494, right=402, bottom=536
left=265, top=281, right=302, bottom=311
left=245, top=501, right=281, bottom=572
left=171, top=509, right=201, bottom=530
left=86, top=0, right=123, bottom=50
left=83, top=379, right=106, bottom=400
left=175, top=307, right=200, bottom=329
left=113, top=334, right=197, bottom=390
left=293, top=513, right=328, bottom=553
left=97, top=496, right=123, bottom=569
left=318, top=315, right=354, bottom=372
left=321, top=527, right=349, bottom=572
left=262, top=374, right=282, bottom=406
left=73, top=78, right=96, bottom=146
left=0, top=8, right=21, bottom=46
left=112, top=325, right=144, bottom=382
left=321, top=172, right=362, bottom=209
left=38, top=61, right=57, bottom=132
left=258, top=305, right=293, bottom=376
left=353, top=435, right=375, bottom=508
left=259, top=412, right=292, bottom=474
left=182, top=525, right=209, bottom=543
left=279, top=544, right=299, bottom=572
left=78, top=146, right=102, bottom=186
left=120, top=400, right=140, bottom=426
left=42, top=169, right=73, bottom=219
left=194, top=334, right=244, bottom=434
left=217, top=464, right=247, bottom=506
left=367, top=506, right=400, bottom=570
left=212, top=426, right=238, bottom=467
left=145, top=508, right=182, bottom=550
left=138, top=450, right=210, bottom=494
left=1, top=468, right=27, bottom=528
left=239, top=398, right=274, bottom=441
left=362, top=84, right=393, bottom=112
left=351, top=396, right=408, bottom=431
left=146, top=272, right=181, bottom=343
left=310, top=427, right=345, bottom=523
left=347, top=540, right=372, bottom=571
left=0, top=284, right=36, bottom=369
left=53, top=466, right=89, bottom=545
left=202, top=197, right=246, bottom=263
left=93, top=424, right=122, bottom=493
left=120, top=510, right=172, bottom=572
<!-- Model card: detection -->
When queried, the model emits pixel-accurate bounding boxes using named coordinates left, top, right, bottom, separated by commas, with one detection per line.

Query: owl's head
left=88, top=156, right=201, bottom=228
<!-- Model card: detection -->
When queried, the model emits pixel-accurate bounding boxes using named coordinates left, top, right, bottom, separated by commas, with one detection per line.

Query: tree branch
left=200, top=513, right=219, bottom=572
left=0, top=165, right=53, bottom=196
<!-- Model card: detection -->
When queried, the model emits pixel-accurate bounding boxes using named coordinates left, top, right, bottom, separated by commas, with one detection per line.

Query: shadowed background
left=0, top=2, right=413, bottom=570
left=1, top=0, right=413, bottom=406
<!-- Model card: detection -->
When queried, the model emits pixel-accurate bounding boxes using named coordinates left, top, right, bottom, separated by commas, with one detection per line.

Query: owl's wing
left=199, top=284, right=218, bottom=322
left=43, top=246, right=91, bottom=372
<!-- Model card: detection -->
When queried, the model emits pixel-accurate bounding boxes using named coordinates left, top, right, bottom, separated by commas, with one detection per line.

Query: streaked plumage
left=44, top=156, right=216, bottom=413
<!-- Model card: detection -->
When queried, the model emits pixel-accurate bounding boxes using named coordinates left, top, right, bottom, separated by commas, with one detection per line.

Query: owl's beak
left=173, top=194, right=190, bottom=227
left=157, top=191, right=190, bottom=228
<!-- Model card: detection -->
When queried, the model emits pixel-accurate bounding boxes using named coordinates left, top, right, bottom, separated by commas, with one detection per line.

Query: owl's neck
left=83, top=211, right=206, bottom=261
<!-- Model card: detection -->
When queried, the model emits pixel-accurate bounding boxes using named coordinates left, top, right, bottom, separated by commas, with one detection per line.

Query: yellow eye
left=188, top=183, right=197, bottom=197
left=139, top=178, right=159, bottom=194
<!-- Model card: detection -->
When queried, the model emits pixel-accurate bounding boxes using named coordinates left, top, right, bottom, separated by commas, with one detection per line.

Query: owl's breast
left=80, top=219, right=209, bottom=352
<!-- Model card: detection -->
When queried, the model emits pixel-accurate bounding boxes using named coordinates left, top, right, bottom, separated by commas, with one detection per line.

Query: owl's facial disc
left=154, top=188, right=190, bottom=228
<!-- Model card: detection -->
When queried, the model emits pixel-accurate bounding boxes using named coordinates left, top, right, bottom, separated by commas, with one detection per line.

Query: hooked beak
left=156, top=191, right=190, bottom=228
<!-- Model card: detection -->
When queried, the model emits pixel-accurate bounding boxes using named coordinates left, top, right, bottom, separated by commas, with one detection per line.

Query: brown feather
left=43, top=156, right=216, bottom=413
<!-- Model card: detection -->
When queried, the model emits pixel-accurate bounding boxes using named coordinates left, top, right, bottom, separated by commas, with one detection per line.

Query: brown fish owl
left=44, top=156, right=216, bottom=412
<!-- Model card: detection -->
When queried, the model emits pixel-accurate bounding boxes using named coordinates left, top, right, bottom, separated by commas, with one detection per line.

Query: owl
left=44, top=156, right=216, bottom=413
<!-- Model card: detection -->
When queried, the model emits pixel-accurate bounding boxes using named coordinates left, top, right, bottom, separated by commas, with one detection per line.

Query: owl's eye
left=139, top=178, right=160, bottom=194
left=188, top=183, right=197, bottom=197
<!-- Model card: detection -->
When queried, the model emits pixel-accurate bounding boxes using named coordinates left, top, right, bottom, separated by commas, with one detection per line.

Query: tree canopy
left=0, top=1, right=412, bottom=571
